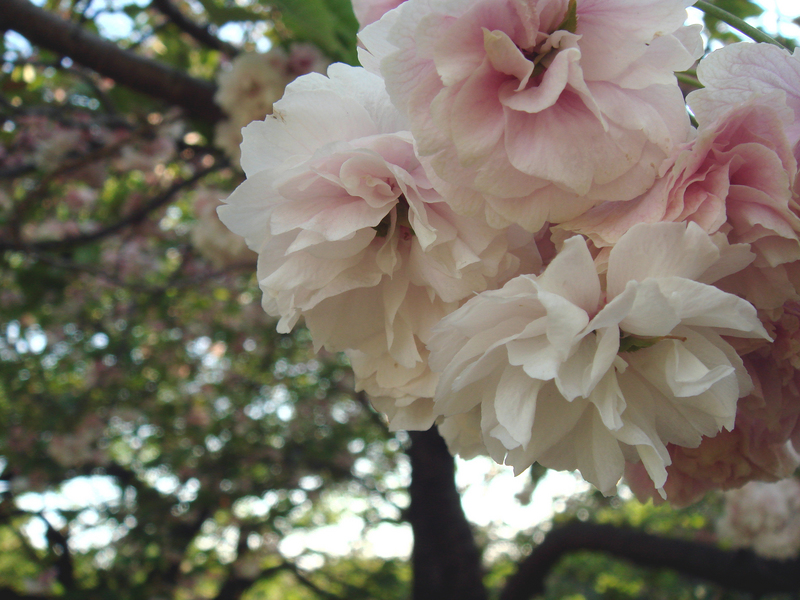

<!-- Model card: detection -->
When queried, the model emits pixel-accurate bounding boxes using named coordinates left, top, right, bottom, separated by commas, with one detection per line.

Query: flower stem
left=694, top=0, right=786, bottom=48
left=676, top=72, right=703, bottom=89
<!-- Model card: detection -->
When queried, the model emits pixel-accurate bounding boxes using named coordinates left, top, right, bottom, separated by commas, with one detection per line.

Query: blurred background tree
left=1, top=1, right=799, bottom=599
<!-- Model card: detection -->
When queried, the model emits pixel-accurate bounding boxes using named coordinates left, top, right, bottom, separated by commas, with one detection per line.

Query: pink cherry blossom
left=360, top=0, right=702, bottom=231
left=563, top=100, right=800, bottom=310
left=688, top=42, right=800, bottom=168
left=218, top=64, right=516, bottom=429
left=438, top=407, right=488, bottom=460
left=352, top=0, right=407, bottom=28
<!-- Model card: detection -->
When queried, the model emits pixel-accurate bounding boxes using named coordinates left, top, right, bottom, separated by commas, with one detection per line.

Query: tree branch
left=283, top=562, right=345, bottom=600
left=0, top=588, right=50, bottom=600
left=42, top=515, right=75, bottom=592
left=0, top=161, right=224, bottom=252
left=0, top=0, right=224, bottom=123
left=407, top=427, right=487, bottom=600
left=499, top=520, right=800, bottom=600
left=150, top=0, right=239, bottom=57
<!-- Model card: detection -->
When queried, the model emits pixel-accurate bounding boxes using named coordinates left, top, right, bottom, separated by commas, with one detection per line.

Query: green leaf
left=557, top=0, right=578, bottom=34
left=272, top=0, right=359, bottom=63
left=194, top=0, right=267, bottom=25
left=619, top=335, right=660, bottom=353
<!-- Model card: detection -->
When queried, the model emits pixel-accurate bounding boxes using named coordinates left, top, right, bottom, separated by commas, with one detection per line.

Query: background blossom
left=191, top=188, right=257, bottom=268
left=717, top=479, right=800, bottom=559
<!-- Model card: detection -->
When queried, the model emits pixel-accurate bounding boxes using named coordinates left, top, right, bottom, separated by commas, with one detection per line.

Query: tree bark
left=500, top=520, right=800, bottom=600
left=407, top=428, right=487, bottom=600
left=0, top=0, right=224, bottom=123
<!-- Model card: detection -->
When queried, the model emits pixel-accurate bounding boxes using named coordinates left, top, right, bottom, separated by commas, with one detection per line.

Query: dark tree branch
left=0, top=161, right=224, bottom=252
left=0, top=588, right=50, bottom=600
left=212, top=565, right=287, bottom=600
left=0, top=0, right=224, bottom=123
left=407, top=427, right=487, bottom=600
left=26, top=252, right=254, bottom=295
left=42, top=515, right=75, bottom=591
left=499, top=520, right=800, bottom=600
left=149, top=0, right=239, bottom=56
left=0, top=164, right=36, bottom=179
left=283, top=561, right=345, bottom=600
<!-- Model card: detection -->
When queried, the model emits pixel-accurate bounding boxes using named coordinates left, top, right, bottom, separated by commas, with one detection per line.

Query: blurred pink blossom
left=717, top=479, right=800, bottom=559
left=191, top=188, right=256, bottom=268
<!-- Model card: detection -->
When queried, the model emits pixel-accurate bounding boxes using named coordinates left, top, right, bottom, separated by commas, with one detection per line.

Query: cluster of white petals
left=428, top=222, right=769, bottom=494
left=218, top=64, right=516, bottom=428
left=717, top=479, right=800, bottom=559
left=360, top=0, right=702, bottom=231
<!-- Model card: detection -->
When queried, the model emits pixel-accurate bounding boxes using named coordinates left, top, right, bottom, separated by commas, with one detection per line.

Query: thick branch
left=0, top=0, right=224, bottom=123
left=407, top=428, right=487, bottom=600
left=43, top=517, right=75, bottom=591
left=150, top=0, right=239, bottom=56
left=499, top=520, right=800, bottom=600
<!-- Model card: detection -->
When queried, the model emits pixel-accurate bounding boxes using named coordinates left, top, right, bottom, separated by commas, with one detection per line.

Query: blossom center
left=619, top=333, right=688, bottom=353
left=520, top=0, right=577, bottom=78
left=373, top=193, right=414, bottom=240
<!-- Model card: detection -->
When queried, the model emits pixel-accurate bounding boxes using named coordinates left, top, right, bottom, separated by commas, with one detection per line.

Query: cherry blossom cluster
left=218, top=0, right=800, bottom=500
left=717, top=478, right=800, bottom=559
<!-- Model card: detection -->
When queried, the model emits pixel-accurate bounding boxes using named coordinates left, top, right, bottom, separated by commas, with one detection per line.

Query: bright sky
left=752, top=0, right=800, bottom=38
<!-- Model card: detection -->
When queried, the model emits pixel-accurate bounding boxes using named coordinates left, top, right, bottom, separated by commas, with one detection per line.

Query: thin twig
left=1, top=161, right=224, bottom=252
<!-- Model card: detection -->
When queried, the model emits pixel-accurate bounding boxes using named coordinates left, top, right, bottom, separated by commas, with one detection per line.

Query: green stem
left=675, top=72, right=703, bottom=89
left=694, top=0, right=786, bottom=48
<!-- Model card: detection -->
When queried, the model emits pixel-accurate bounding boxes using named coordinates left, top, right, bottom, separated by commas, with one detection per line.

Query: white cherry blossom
left=428, top=222, right=769, bottom=494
